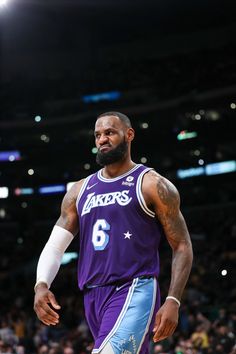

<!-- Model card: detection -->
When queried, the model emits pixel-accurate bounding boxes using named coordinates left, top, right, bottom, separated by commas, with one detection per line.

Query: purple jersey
left=76, top=164, right=162, bottom=290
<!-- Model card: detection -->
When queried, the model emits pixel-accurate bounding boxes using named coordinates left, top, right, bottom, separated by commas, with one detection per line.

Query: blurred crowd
left=0, top=206, right=235, bottom=354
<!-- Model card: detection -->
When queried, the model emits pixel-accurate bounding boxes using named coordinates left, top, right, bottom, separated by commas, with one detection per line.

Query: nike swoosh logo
left=86, top=182, right=98, bottom=190
left=116, top=284, right=126, bottom=291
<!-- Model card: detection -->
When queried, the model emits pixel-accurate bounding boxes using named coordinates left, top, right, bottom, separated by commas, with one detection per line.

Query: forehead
left=95, top=115, right=124, bottom=131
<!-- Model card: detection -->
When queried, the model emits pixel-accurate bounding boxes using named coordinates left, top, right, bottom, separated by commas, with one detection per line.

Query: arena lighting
left=177, top=167, right=205, bottom=179
left=205, top=160, right=236, bottom=176
left=141, top=122, right=149, bottom=129
left=28, top=169, right=34, bottom=175
left=38, top=184, right=66, bottom=194
left=61, top=252, right=78, bottom=265
left=192, top=149, right=200, bottom=156
left=82, top=91, right=121, bottom=103
left=40, top=134, right=50, bottom=143
left=0, top=0, right=7, bottom=7
left=177, top=160, right=236, bottom=179
left=34, top=115, right=42, bottom=122
left=84, top=163, right=91, bottom=170
left=141, top=157, right=147, bottom=163
left=0, top=208, right=6, bottom=218
left=198, top=159, right=204, bottom=165
left=177, top=130, right=197, bottom=141
left=0, top=187, right=9, bottom=198
left=205, top=110, right=220, bottom=121
left=221, top=269, right=227, bottom=276
left=14, top=188, right=34, bottom=196
left=0, top=151, right=21, bottom=162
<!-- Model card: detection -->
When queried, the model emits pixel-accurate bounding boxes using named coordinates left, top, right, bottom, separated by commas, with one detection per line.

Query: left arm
left=143, top=170, right=193, bottom=342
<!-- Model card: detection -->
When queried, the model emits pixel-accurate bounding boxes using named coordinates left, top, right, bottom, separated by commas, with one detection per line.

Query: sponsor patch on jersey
left=122, top=175, right=134, bottom=187
left=122, top=181, right=134, bottom=187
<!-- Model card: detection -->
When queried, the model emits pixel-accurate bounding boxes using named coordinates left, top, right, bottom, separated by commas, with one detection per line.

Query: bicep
left=150, top=174, right=191, bottom=250
left=56, top=184, right=80, bottom=236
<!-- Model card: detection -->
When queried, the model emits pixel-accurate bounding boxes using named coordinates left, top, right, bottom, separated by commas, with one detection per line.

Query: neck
left=102, top=158, right=136, bottom=179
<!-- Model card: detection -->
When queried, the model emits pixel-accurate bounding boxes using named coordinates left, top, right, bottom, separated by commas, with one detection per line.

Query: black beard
left=96, top=139, right=128, bottom=166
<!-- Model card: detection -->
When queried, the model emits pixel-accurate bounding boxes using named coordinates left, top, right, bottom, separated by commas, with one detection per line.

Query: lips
left=99, top=145, right=111, bottom=152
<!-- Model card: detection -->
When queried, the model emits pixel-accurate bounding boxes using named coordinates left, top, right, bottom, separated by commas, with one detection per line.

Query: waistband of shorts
left=85, top=275, right=154, bottom=289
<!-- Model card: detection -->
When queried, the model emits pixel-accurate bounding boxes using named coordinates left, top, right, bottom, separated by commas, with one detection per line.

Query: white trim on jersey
left=97, top=164, right=141, bottom=182
left=136, top=169, right=156, bottom=218
left=76, top=174, right=94, bottom=209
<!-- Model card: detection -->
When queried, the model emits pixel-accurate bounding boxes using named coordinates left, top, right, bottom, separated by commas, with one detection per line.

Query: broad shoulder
left=64, top=179, right=86, bottom=203
left=142, top=170, right=180, bottom=211
left=57, top=178, right=86, bottom=233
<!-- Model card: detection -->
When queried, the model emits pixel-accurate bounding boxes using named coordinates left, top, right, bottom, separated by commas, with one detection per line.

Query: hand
left=153, top=299, right=179, bottom=342
left=34, top=283, right=61, bottom=326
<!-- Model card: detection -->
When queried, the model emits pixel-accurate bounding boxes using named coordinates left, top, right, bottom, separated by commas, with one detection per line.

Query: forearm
left=168, top=240, right=193, bottom=300
left=35, top=225, right=74, bottom=289
left=36, top=243, right=62, bottom=289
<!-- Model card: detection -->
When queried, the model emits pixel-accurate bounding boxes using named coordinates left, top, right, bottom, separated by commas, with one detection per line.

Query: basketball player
left=34, top=112, right=193, bottom=354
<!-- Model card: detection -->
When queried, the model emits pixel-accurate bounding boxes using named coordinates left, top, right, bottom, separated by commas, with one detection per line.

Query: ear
left=126, top=128, right=135, bottom=142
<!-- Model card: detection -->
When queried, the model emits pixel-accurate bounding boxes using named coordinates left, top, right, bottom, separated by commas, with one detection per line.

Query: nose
left=98, top=134, right=109, bottom=145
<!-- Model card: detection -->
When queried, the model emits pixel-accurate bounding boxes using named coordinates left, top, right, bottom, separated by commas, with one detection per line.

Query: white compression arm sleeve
left=35, top=225, right=74, bottom=289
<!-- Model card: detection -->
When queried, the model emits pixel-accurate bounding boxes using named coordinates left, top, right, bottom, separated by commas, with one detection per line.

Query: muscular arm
left=34, top=180, right=84, bottom=325
left=154, top=174, right=193, bottom=299
left=143, top=170, right=193, bottom=341
left=35, top=180, right=83, bottom=289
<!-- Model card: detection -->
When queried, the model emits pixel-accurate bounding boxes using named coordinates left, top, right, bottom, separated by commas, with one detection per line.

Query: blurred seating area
left=0, top=203, right=235, bottom=354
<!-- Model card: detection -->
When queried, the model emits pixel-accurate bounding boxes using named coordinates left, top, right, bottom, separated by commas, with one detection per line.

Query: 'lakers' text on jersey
left=76, top=164, right=162, bottom=290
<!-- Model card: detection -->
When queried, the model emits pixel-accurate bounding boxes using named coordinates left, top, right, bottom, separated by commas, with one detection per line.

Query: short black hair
left=97, top=111, right=132, bottom=128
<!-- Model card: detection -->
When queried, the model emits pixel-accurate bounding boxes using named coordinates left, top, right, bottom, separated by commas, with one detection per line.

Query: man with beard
left=34, top=112, right=193, bottom=354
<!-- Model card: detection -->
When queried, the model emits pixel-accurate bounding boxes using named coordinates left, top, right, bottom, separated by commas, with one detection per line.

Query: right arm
left=33, top=180, right=83, bottom=326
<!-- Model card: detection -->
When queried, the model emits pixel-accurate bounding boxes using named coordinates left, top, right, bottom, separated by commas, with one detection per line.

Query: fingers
left=34, top=291, right=61, bottom=326
left=40, top=308, right=59, bottom=326
left=153, top=312, right=161, bottom=333
left=153, top=320, right=177, bottom=342
left=48, top=292, right=61, bottom=310
left=34, top=301, right=60, bottom=326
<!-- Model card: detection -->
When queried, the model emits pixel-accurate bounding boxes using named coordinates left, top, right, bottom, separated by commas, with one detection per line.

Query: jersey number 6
left=92, top=219, right=110, bottom=251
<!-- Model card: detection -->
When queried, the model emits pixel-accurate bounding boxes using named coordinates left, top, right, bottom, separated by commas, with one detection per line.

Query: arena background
left=0, top=0, right=236, bottom=353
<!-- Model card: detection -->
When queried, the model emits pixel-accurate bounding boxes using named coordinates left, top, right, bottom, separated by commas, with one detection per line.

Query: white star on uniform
left=124, top=231, right=132, bottom=239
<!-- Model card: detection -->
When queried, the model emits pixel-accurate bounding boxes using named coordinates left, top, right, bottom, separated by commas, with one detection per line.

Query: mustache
left=99, top=143, right=112, bottom=150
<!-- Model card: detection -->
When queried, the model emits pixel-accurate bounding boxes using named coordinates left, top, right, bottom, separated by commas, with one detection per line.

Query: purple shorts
left=84, top=277, right=160, bottom=354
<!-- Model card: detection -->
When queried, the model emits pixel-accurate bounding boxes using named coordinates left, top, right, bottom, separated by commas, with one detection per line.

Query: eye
left=107, top=130, right=114, bottom=136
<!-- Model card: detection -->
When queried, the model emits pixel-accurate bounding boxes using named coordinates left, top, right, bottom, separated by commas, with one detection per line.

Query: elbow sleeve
left=36, top=225, right=74, bottom=288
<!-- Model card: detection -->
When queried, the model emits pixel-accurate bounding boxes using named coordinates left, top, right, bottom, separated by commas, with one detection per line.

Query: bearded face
left=96, top=138, right=128, bottom=166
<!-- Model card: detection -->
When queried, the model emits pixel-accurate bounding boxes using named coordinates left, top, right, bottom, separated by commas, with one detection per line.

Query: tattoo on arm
left=155, top=177, right=188, bottom=247
left=155, top=176, right=193, bottom=299
left=56, top=187, right=79, bottom=234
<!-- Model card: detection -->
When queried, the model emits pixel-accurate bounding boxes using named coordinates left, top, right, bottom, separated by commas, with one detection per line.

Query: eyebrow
left=94, top=127, right=118, bottom=135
